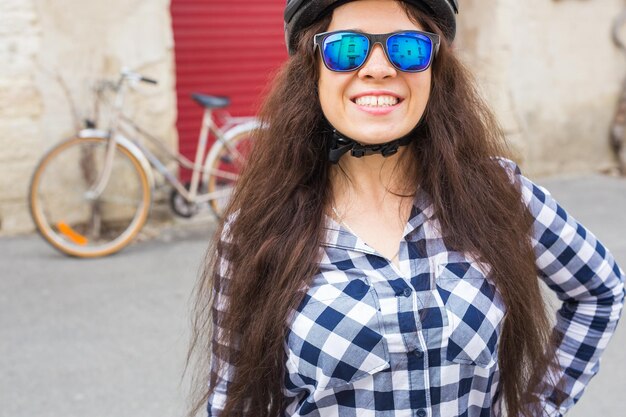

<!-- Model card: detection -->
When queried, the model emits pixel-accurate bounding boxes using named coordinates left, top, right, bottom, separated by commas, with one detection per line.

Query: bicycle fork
left=85, top=133, right=119, bottom=200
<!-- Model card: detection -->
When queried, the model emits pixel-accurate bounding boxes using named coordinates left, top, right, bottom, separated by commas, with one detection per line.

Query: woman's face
left=317, top=0, right=432, bottom=144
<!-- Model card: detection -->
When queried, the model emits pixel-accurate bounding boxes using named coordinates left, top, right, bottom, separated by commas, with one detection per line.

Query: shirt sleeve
left=207, top=216, right=241, bottom=416
left=498, top=158, right=625, bottom=416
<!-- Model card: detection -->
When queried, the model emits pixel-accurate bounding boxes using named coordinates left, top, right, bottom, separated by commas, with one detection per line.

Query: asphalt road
left=1, top=174, right=625, bottom=417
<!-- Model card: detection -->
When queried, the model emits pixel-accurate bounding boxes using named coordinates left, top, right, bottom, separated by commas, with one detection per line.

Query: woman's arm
left=501, top=158, right=625, bottom=416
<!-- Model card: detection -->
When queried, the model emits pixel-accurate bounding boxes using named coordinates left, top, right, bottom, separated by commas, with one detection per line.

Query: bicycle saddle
left=191, top=93, right=230, bottom=109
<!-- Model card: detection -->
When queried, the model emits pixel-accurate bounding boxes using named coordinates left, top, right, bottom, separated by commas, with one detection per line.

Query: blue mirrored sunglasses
left=313, top=30, right=440, bottom=73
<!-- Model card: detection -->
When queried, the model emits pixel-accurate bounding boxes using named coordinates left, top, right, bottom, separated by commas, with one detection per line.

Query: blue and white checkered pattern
left=207, top=158, right=624, bottom=417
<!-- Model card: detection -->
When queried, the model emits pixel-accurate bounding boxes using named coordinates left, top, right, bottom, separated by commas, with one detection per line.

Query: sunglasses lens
left=386, top=32, right=433, bottom=72
left=322, top=32, right=369, bottom=71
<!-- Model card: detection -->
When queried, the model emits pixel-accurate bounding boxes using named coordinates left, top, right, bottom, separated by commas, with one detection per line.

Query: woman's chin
left=349, top=131, right=408, bottom=145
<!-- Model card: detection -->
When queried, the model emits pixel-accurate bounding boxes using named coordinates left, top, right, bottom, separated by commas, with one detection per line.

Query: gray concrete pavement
left=0, top=213, right=216, bottom=417
left=1, top=174, right=625, bottom=417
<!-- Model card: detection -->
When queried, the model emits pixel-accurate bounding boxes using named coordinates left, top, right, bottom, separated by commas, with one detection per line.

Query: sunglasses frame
left=313, top=30, right=441, bottom=73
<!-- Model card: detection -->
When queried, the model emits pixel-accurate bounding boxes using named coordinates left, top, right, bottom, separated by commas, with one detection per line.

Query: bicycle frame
left=120, top=108, right=259, bottom=203
left=87, top=70, right=259, bottom=204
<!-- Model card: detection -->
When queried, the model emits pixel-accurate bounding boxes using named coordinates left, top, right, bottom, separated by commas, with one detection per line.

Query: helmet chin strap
left=328, top=127, right=415, bottom=164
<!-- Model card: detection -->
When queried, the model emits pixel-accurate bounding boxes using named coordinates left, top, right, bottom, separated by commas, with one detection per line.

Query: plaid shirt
left=208, top=158, right=624, bottom=417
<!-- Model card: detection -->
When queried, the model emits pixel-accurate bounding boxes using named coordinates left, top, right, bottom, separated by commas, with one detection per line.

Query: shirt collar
left=404, top=185, right=435, bottom=237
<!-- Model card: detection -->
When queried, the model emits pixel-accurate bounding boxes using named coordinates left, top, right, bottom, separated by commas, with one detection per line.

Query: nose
left=358, top=43, right=397, bottom=79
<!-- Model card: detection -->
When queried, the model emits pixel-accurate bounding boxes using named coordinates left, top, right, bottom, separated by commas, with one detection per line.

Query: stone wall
left=0, top=0, right=42, bottom=234
left=0, top=0, right=176, bottom=235
left=456, top=0, right=625, bottom=176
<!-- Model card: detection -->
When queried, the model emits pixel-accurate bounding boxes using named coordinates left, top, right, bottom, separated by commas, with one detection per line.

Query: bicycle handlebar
left=140, top=76, right=158, bottom=85
left=120, top=68, right=159, bottom=86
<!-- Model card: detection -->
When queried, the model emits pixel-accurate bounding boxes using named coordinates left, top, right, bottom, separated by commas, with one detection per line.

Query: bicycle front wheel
left=29, top=136, right=151, bottom=257
left=206, top=129, right=255, bottom=218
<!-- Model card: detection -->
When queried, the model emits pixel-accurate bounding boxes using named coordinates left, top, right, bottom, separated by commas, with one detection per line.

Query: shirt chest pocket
left=435, top=261, right=506, bottom=368
left=285, top=277, right=391, bottom=391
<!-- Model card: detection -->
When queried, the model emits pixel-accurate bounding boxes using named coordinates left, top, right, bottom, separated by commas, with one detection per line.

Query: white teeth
left=354, top=95, right=399, bottom=107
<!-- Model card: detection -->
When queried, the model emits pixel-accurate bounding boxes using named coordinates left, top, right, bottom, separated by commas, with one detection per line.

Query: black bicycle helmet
left=284, top=0, right=459, bottom=55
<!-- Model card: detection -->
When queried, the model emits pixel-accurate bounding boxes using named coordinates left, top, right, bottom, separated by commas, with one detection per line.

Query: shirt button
left=402, top=288, right=412, bottom=297
left=416, top=409, right=427, bottom=417
left=412, top=349, right=424, bottom=359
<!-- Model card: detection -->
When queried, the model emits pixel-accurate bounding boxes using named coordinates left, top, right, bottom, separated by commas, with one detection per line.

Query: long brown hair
left=186, top=3, right=558, bottom=416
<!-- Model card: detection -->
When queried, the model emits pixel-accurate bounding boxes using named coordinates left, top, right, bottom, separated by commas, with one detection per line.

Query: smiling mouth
left=352, top=95, right=402, bottom=107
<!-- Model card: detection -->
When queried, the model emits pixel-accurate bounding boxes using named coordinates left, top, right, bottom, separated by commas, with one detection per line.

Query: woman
left=187, top=1, right=625, bottom=416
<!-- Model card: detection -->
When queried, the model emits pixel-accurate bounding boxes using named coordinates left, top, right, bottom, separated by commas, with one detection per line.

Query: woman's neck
left=329, top=146, right=417, bottom=210
left=327, top=147, right=417, bottom=262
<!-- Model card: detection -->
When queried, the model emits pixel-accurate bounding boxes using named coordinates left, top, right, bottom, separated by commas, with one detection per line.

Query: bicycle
left=29, top=69, right=260, bottom=257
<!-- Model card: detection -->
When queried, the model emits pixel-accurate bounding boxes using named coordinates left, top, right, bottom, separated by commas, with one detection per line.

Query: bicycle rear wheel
left=206, top=130, right=254, bottom=218
left=29, top=136, right=151, bottom=257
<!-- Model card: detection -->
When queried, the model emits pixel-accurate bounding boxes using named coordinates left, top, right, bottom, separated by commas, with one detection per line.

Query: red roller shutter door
left=171, top=0, right=287, bottom=180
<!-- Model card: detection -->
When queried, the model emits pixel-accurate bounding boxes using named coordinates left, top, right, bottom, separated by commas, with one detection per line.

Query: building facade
left=0, top=0, right=624, bottom=235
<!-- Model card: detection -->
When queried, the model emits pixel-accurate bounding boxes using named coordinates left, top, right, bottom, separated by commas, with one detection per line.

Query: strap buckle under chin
left=328, top=128, right=413, bottom=164
left=351, top=142, right=400, bottom=158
